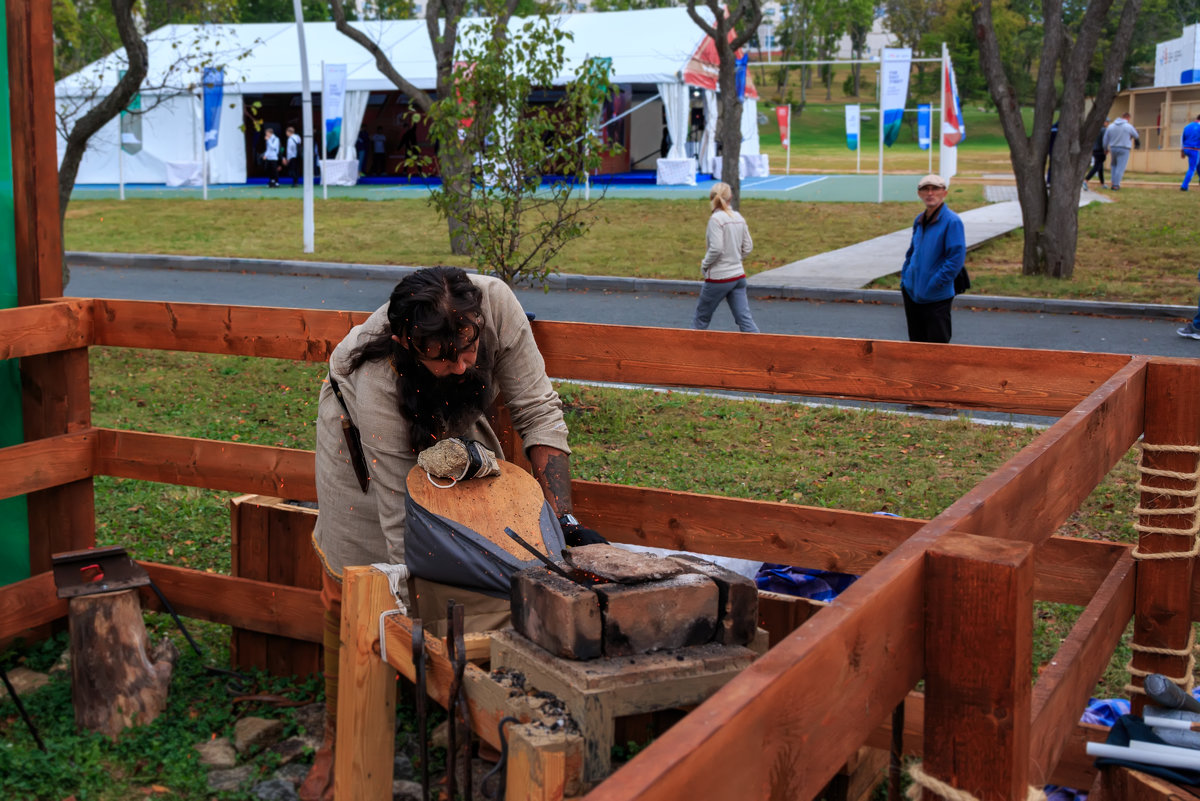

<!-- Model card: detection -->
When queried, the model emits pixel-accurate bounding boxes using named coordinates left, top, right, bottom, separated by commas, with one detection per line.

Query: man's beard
left=400, top=350, right=491, bottom=454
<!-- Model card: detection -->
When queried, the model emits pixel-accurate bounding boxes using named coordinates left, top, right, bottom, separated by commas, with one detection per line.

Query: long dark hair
left=347, top=267, right=491, bottom=454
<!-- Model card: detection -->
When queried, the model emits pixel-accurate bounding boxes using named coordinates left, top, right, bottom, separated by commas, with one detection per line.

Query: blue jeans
left=1110, top=148, right=1131, bottom=188
left=693, top=278, right=759, bottom=333
left=1184, top=150, right=1200, bottom=189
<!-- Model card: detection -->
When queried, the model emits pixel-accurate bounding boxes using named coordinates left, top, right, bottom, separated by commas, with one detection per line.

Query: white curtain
left=699, top=89, right=717, bottom=174
left=339, top=90, right=370, bottom=160
left=658, top=81, right=689, bottom=160
left=740, top=97, right=760, bottom=156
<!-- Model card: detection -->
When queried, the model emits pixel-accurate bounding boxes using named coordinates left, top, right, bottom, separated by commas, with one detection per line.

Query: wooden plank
left=865, top=690, right=925, bottom=757
left=1029, top=551, right=1135, bottom=787
left=0, top=431, right=94, bottom=501
left=21, top=348, right=95, bottom=572
left=1051, top=723, right=1110, bottom=791
left=924, top=532, right=1033, bottom=801
left=90, top=299, right=368, bottom=362
left=95, top=428, right=317, bottom=501
left=584, top=528, right=932, bottom=801
left=936, top=357, right=1147, bottom=549
left=8, top=0, right=63, bottom=305
left=334, top=567, right=396, bottom=801
left=580, top=481, right=1128, bottom=606
left=757, top=590, right=822, bottom=649
left=505, top=724, right=582, bottom=801
left=267, top=498, right=319, bottom=676
left=230, top=496, right=270, bottom=672
left=0, top=571, right=67, bottom=639
left=137, top=562, right=322, bottom=642
left=1131, top=360, right=1200, bottom=714
left=0, top=301, right=93, bottom=359
left=532, top=321, right=1133, bottom=415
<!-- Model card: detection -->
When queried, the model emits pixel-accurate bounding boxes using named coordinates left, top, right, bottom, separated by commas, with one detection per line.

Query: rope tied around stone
left=1131, top=443, right=1200, bottom=557
left=904, top=762, right=1047, bottom=801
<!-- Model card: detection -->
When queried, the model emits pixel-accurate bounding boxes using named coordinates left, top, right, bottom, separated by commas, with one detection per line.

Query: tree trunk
left=717, top=48, right=744, bottom=209
left=69, top=589, right=179, bottom=739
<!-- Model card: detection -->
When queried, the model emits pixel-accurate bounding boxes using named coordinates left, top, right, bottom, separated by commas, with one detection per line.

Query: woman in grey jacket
left=692, top=181, right=760, bottom=332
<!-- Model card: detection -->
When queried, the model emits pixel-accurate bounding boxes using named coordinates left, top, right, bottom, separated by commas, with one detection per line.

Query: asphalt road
left=65, top=264, right=1200, bottom=360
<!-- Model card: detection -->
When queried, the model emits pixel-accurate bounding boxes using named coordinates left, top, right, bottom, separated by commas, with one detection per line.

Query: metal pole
left=118, top=139, right=125, bottom=201
left=203, top=143, right=208, bottom=201
left=321, top=60, right=328, bottom=201
left=877, top=101, right=883, bottom=204
left=292, top=0, right=315, bottom=253
left=785, top=104, right=791, bottom=176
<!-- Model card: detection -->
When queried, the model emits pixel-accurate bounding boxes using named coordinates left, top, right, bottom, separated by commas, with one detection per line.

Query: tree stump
left=68, top=589, right=179, bottom=738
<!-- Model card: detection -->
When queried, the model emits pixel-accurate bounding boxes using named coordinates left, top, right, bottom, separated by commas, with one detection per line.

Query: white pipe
left=1145, top=715, right=1200, bottom=731
left=1086, top=741, right=1200, bottom=770
left=293, top=0, right=315, bottom=253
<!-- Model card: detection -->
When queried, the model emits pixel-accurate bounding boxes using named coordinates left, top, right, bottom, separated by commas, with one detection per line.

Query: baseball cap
left=917, top=174, right=947, bottom=190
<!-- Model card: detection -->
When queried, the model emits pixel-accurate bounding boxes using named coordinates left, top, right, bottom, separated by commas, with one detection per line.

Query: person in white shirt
left=262, top=128, right=280, bottom=188
left=692, top=182, right=759, bottom=333
left=284, top=126, right=302, bottom=187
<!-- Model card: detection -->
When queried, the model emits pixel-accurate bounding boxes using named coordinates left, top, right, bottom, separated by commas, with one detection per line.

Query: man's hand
left=559, top=516, right=607, bottom=547
left=528, top=445, right=573, bottom=518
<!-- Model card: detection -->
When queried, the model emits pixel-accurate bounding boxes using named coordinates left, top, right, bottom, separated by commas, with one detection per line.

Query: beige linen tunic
left=312, top=275, right=570, bottom=580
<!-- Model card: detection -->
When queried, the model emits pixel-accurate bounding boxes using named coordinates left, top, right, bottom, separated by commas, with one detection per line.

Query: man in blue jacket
left=900, top=174, right=966, bottom=343
left=1181, top=114, right=1200, bottom=191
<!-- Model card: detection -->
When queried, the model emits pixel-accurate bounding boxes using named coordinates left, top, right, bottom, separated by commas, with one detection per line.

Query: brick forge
left=509, top=545, right=759, bottom=660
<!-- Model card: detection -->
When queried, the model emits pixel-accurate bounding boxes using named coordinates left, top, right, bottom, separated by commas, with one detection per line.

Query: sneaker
left=1178, top=323, right=1200, bottom=340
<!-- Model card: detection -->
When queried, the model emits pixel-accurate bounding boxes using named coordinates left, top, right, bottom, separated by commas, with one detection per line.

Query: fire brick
left=667, top=555, right=759, bottom=646
left=510, top=567, right=603, bottom=660
left=595, top=573, right=718, bottom=657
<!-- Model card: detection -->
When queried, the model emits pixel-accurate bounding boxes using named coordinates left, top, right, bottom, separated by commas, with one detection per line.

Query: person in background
left=355, top=129, right=369, bottom=176
left=1181, top=114, right=1200, bottom=191
left=1084, top=119, right=1109, bottom=189
left=284, top=126, right=302, bottom=187
left=262, top=128, right=280, bottom=188
left=1103, top=112, right=1139, bottom=191
left=899, top=174, right=966, bottom=344
left=692, top=181, right=759, bottom=333
left=370, top=126, right=388, bottom=176
left=1177, top=271, right=1200, bottom=340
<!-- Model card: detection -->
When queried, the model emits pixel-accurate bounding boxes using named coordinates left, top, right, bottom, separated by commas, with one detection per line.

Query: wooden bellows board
left=405, top=460, right=552, bottom=559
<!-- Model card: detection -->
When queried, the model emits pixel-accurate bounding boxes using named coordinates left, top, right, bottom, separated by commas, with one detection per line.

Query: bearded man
left=302, top=266, right=597, bottom=800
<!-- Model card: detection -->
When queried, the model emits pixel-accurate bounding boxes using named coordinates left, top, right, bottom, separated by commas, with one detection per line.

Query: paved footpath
left=750, top=187, right=1109, bottom=290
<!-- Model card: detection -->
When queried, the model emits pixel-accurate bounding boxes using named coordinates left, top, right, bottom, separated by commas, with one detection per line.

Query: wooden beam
left=7, top=0, right=63, bottom=305
left=0, top=300, right=93, bottom=359
left=22, top=348, right=95, bottom=572
left=1130, top=360, right=1200, bottom=713
left=532, top=322, right=1133, bottom=415
left=0, top=430, right=94, bottom=501
left=0, top=570, right=66, bottom=640
left=138, top=562, right=322, bottom=642
left=95, top=428, right=317, bottom=501
left=936, top=357, right=1147, bottom=549
left=1029, top=551, right=1135, bottom=786
left=90, top=299, right=368, bottom=362
left=334, top=567, right=397, bottom=801
left=580, top=481, right=1130, bottom=606
left=923, top=532, right=1034, bottom=801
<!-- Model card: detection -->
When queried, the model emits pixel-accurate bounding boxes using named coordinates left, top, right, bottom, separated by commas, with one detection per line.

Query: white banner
left=880, top=47, right=912, bottom=147
left=322, top=63, right=348, bottom=158
left=845, top=104, right=860, bottom=151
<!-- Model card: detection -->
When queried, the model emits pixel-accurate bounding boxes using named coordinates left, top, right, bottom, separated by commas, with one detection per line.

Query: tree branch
left=330, top=0, right=433, bottom=111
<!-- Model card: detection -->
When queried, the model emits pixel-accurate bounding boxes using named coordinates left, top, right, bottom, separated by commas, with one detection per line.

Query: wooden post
left=69, top=589, right=178, bottom=739
left=923, top=532, right=1033, bottom=801
left=334, top=566, right=397, bottom=801
left=1129, top=361, right=1200, bottom=714
left=8, top=0, right=93, bottom=576
left=504, top=723, right=582, bottom=801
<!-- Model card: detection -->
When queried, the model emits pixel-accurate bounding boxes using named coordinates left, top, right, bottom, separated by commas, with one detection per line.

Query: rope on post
left=904, top=762, right=1047, bottom=801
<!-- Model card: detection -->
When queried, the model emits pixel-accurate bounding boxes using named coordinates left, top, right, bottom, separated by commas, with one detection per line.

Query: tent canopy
left=57, top=7, right=757, bottom=98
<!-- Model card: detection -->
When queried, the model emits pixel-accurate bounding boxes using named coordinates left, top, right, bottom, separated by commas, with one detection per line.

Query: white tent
left=57, top=7, right=762, bottom=186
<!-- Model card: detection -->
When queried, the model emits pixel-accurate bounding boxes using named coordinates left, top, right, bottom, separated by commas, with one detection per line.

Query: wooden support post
left=923, top=532, right=1033, bottom=801
left=334, top=566, right=397, bottom=801
left=1130, top=361, right=1200, bottom=714
left=505, top=723, right=583, bottom=801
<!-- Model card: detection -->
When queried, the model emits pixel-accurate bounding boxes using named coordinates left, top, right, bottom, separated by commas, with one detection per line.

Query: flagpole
left=785, top=104, right=791, bottom=176
left=877, top=99, right=883, bottom=203
left=202, top=93, right=209, bottom=201
left=939, top=43, right=947, bottom=177
left=293, top=0, right=315, bottom=253
left=118, top=140, right=125, bottom=201
left=321, top=60, right=328, bottom=201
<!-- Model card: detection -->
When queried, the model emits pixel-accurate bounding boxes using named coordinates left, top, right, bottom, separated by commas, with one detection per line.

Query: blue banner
left=845, top=104, right=860, bottom=151
left=735, top=51, right=749, bottom=102
left=322, top=63, right=347, bottom=157
left=880, top=47, right=911, bottom=147
left=202, top=67, right=223, bottom=151
left=917, top=104, right=931, bottom=150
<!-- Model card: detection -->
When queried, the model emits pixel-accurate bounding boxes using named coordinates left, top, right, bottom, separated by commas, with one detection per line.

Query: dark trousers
left=902, top=286, right=953, bottom=344
left=287, top=157, right=302, bottom=186
left=1085, top=153, right=1105, bottom=184
left=371, top=152, right=386, bottom=175
left=264, top=158, right=279, bottom=186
